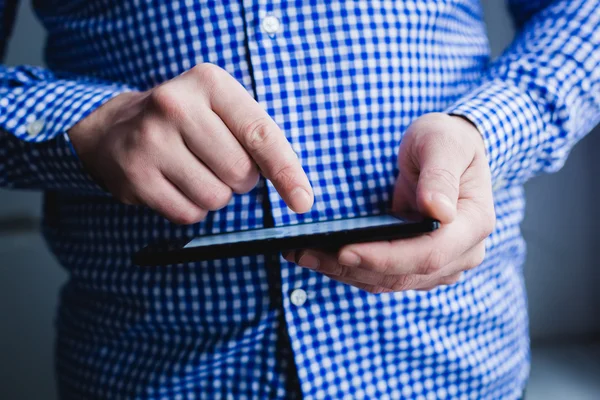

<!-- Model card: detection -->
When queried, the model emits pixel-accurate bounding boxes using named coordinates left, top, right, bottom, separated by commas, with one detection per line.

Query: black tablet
left=133, top=213, right=440, bottom=266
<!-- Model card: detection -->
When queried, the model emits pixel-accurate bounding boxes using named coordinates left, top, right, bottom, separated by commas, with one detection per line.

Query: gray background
left=1, top=1, right=599, bottom=399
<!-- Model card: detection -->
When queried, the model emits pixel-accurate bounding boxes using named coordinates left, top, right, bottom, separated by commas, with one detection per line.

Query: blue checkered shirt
left=2, top=0, right=599, bottom=398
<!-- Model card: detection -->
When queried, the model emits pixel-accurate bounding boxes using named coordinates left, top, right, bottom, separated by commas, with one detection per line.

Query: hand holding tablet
left=133, top=213, right=439, bottom=266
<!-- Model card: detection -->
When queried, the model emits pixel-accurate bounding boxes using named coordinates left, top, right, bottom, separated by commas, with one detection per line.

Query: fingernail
left=298, top=252, right=320, bottom=270
left=339, top=251, right=361, bottom=267
left=290, top=187, right=314, bottom=213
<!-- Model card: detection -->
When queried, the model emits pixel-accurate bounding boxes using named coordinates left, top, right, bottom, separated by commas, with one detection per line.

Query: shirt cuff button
left=26, top=119, right=46, bottom=138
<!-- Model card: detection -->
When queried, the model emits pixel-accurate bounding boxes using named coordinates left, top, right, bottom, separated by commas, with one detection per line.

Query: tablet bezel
left=133, top=213, right=440, bottom=266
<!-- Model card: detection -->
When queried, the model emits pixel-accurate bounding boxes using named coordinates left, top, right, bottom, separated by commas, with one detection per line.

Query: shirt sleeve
left=0, top=66, right=133, bottom=192
left=0, top=0, right=135, bottom=193
left=446, top=0, right=600, bottom=189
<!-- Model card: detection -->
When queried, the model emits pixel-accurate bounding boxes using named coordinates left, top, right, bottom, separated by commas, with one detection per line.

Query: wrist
left=68, top=91, right=145, bottom=159
left=448, top=114, right=487, bottom=158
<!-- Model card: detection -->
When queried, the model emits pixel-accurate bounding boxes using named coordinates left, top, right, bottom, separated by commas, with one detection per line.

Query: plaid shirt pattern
left=1, top=0, right=599, bottom=398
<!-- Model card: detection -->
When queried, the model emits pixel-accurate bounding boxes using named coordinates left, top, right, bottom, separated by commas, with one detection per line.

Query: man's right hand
left=69, top=63, right=314, bottom=224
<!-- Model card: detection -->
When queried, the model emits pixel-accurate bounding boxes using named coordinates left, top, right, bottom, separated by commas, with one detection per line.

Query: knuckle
left=243, top=117, right=275, bottom=152
left=148, top=85, right=182, bottom=119
left=190, top=63, right=222, bottom=83
left=421, top=248, right=445, bottom=275
left=228, top=156, right=259, bottom=193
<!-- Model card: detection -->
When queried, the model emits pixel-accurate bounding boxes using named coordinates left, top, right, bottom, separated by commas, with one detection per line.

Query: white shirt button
left=290, top=289, right=307, bottom=307
left=261, top=15, right=281, bottom=35
left=27, top=119, right=45, bottom=137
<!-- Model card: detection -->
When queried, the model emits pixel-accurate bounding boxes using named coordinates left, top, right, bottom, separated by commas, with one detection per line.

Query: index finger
left=336, top=211, right=486, bottom=276
left=206, top=69, right=314, bottom=213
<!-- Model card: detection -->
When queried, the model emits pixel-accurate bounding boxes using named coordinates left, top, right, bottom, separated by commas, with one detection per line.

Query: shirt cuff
left=2, top=131, right=110, bottom=193
left=0, top=70, right=131, bottom=143
left=0, top=67, right=135, bottom=193
left=445, top=79, right=549, bottom=188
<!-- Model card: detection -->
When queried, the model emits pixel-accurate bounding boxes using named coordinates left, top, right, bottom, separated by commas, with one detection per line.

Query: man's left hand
left=283, top=113, right=496, bottom=293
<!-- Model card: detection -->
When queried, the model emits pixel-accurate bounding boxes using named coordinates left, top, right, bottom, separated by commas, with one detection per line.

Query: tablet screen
left=184, top=214, right=405, bottom=249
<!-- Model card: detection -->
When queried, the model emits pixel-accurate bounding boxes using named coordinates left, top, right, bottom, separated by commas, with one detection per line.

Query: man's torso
left=37, top=1, right=529, bottom=398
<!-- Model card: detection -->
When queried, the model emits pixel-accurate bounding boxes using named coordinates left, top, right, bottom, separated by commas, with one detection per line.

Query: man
left=1, top=0, right=598, bottom=398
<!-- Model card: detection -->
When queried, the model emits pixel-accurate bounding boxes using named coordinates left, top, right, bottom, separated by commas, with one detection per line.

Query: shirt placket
left=241, top=0, right=320, bottom=394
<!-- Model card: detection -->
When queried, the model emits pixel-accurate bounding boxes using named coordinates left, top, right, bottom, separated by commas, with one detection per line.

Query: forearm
left=447, top=0, right=600, bottom=188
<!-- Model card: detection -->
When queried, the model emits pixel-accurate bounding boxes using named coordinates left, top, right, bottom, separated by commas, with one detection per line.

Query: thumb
left=415, top=141, right=467, bottom=224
